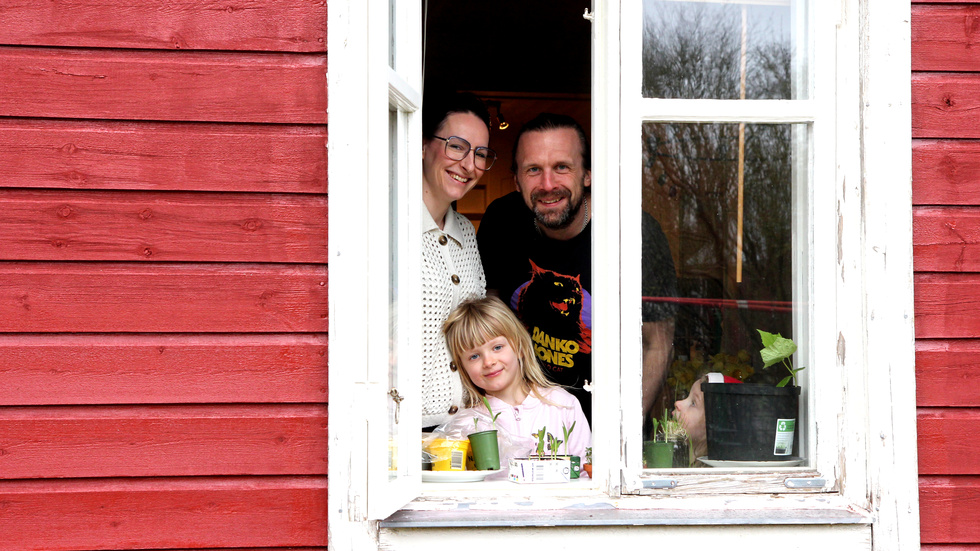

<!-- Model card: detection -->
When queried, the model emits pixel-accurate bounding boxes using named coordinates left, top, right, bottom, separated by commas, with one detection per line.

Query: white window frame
left=328, top=0, right=918, bottom=548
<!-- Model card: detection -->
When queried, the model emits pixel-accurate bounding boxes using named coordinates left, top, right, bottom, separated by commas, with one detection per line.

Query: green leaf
left=760, top=335, right=797, bottom=368
left=482, top=395, right=500, bottom=429
left=758, top=329, right=779, bottom=349
left=758, top=329, right=805, bottom=386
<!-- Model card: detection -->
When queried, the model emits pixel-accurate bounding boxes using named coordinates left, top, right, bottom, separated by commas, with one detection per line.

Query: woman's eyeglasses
left=431, top=135, right=497, bottom=170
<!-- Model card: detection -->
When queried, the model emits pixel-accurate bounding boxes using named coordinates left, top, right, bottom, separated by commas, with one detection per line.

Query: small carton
left=508, top=456, right=571, bottom=483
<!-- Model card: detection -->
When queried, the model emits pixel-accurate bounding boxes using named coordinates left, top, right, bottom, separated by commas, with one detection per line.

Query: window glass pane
left=641, top=121, right=808, bottom=468
left=643, top=0, right=808, bottom=100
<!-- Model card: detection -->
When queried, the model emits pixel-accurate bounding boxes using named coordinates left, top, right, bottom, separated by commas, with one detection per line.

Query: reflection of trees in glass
left=643, top=1, right=793, bottom=100
left=640, top=3, right=800, bottom=380
left=644, top=121, right=797, bottom=382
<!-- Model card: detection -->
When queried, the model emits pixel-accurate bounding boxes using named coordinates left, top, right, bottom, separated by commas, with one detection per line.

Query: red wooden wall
left=913, top=0, right=980, bottom=547
left=0, top=2, right=329, bottom=550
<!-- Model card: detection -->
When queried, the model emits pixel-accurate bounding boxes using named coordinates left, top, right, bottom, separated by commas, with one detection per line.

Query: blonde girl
left=443, top=297, right=591, bottom=458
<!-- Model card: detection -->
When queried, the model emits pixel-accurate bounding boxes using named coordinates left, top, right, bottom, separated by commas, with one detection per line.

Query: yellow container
left=426, top=438, right=470, bottom=471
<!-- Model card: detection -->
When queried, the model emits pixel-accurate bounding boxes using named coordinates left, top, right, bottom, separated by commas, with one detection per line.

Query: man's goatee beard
left=535, top=194, right=584, bottom=230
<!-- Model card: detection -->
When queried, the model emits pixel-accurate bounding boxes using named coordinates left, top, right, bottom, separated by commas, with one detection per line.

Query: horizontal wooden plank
left=0, top=262, right=328, bottom=333
left=914, top=206, right=980, bottom=271
left=916, top=340, right=980, bottom=407
left=100, top=549, right=326, bottom=551
left=912, top=5, right=980, bottom=72
left=0, top=0, right=326, bottom=52
left=918, top=408, right=980, bottom=475
left=0, top=477, right=327, bottom=550
left=0, top=333, right=327, bottom=405
left=0, top=118, right=327, bottom=193
left=0, top=47, right=327, bottom=124
left=914, top=273, right=980, bottom=338
left=919, top=476, right=980, bottom=543
left=0, top=405, right=327, bottom=478
left=913, top=139, right=980, bottom=205
left=922, top=546, right=980, bottom=551
left=913, top=73, right=980, bottom=139
left=0, top=189, right=328, bottom=263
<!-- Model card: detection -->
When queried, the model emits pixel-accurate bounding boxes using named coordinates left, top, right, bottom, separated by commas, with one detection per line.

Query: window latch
left=388, top=388, right=404, bottom=424
left=784, top=477, right=826, bottom=489
left=582, top=8, right=594, bottom=21
left=642, top=479, right=678, bottom=489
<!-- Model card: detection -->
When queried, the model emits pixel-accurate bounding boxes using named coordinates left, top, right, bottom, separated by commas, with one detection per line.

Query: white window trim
left=328, top=0, right=918, bottom=547
left=845, top=0, right=919, bottom=547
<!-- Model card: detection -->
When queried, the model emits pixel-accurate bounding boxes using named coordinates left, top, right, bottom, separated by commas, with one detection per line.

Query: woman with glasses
left=421, top=91, right=497, bottom=430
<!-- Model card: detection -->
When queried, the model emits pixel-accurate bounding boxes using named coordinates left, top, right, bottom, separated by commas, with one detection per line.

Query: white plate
left=422, top=469, right=503, bottom=483
left=699, top=457, right=804, bottom=468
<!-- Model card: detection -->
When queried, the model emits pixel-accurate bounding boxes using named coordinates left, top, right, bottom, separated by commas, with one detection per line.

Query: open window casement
left=328, top=0, right=424, bottom=524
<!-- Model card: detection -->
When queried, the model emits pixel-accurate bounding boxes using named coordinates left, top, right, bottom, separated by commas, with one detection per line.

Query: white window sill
left=382, top=490, right=872, bottom=528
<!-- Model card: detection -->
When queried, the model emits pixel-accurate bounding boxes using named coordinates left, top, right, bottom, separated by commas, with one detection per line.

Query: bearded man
left=477, top=113, right=677, bottom=426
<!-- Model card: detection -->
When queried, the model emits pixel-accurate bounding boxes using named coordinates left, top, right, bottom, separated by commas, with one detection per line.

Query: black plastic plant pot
left=702, top=382, right=801, bottom=461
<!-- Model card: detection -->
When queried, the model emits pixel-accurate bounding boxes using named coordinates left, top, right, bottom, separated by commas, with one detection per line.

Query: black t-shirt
left=478, top=192, right=677, bottom=424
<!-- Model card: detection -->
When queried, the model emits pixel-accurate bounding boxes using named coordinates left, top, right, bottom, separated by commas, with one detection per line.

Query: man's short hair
left=511, top=112, right=591, bottom=174
left=422, top=90, right=492, bottom=138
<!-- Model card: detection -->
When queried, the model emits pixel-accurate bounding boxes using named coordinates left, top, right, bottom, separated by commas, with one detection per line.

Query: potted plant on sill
left=467, top=395, right=502, bottom=471
left=508, top=425, right=573, bottom=483
left=555, top=421, right=581, bottom=479
left=582, top=446, right=592, bottom=478
left=644, top=411, right=689, bottom=468
left=701, top=330, right=804, bottom=462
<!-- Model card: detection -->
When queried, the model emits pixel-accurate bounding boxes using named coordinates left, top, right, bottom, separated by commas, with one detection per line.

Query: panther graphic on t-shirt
left=513, top=261, right=592, bottom=374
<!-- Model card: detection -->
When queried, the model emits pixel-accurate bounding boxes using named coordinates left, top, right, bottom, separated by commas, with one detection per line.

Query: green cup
left=467, top=430, right=500, bottom=470
left=644, top=440, right=674, bottom=468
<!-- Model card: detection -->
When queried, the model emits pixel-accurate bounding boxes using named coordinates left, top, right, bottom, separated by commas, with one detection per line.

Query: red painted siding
left=0, top=1, right=328, bottom=549
left=914, top=1, right=980, bottom=544
left=0, top=478, right=327, bottom=550
left=0, top=48, right=327, bottom=124
left=0, top=119, right=327, bottom=193
left=0, top=334, right=328, bottom=405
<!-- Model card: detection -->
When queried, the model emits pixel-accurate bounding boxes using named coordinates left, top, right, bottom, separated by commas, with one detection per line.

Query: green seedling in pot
left=533, top=428, right=547, bottom=457
left=758, top=329, right=806, bottom=387
left=651, top=409, right=685, bottom=441
left=548, top=433, right=563, bottom=460
left=562, top=421, right=576, bottom=456
left=481, top=395, right=502, bottom=430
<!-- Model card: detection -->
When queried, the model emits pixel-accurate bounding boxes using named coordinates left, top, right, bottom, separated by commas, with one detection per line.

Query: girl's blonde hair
left=443, top=296, right=557, bottom=408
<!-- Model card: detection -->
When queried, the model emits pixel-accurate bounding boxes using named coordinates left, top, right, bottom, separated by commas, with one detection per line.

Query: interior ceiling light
left=487, top=101, right=509, bottom=130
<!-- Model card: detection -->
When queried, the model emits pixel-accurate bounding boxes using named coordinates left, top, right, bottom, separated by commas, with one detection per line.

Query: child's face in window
left=674, top=378, right=706, bottom=447
left=460, top=335, right=524, bottom=405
